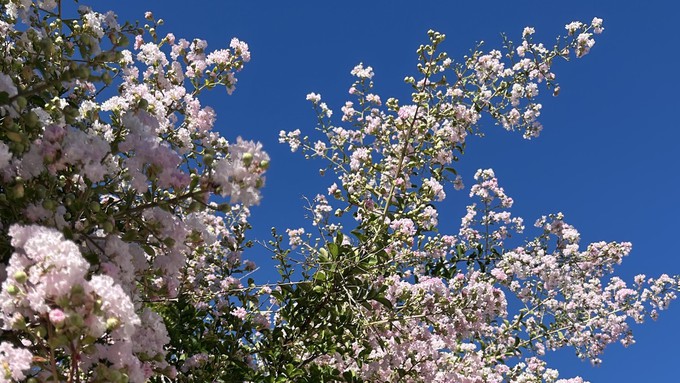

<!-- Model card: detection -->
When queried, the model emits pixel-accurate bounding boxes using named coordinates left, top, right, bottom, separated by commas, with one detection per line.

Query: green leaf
left=374, top=296, right=393, bottom=309
left=328, top=243, right=339, bottom=258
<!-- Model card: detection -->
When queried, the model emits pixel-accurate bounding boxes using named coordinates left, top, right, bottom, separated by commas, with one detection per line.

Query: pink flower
left=49, top=308, right=66, bottom=325
left=0, top=342, right=32, bottom=381
left=231, top=307, right=247, bottom=320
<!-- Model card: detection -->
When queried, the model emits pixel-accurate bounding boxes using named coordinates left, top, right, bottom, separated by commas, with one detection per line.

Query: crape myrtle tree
left=0, top=1, right=677, bottom=382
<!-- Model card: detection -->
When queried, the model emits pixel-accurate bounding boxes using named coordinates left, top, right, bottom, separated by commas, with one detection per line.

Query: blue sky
left=111, top=1, right=679, bottom=380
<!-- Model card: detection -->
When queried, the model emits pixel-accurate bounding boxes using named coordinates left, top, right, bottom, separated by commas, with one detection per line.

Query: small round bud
left=48, top=308, right=66, bottom=327
left=109, top=370, right=122, bottom=382
left=42, top=199, right=57, bottom=211
left=242, top=152, right=253, bottom=167
left=13, top=270, right=27, bottom=284
left=106, top=317, right=120, bottom=331
left=11, top=184, right=24, bottom=199
left=203, top=153, right=214, bottom=165
left=6, top=284, right=18, bottom=296
left=89, top=201, right=101, bottom=212
left=69, top=313, right=84, bottom=327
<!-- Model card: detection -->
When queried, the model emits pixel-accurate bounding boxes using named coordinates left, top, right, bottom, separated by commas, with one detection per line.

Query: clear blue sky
left=110, top=1, right=679, bottom=380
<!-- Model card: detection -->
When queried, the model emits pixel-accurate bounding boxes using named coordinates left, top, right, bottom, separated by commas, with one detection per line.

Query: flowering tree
left=0, top=1, right=677, bottom=382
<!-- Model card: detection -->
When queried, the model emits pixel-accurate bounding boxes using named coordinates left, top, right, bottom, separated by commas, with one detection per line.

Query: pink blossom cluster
left=460, top=169, right=524, bottom=248
left=274, top=19, right=680, bottom=383
left=318, top=272, right=510, bottom=382
left=0, top=2, right=268, bottom=380
left=1, top=4, right=677, bottom=382
left=0, top=225, right=168, bottom=381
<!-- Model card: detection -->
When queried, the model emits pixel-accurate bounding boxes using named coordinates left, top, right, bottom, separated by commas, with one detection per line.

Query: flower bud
left=13, top=270, right=27, bottom=284
left=94, top=298, right=103, bottom=312
left=242, top=152, right=253, bottom=167
left=64, top=193, right=76, bottom=206
left=49, top=308, right=66, bottom=326
left=11, top=183, right=24, bottom=199
left=106, top=317, right=120, bottom=331
left=42, top=199, right=57, bottom=211
left=108, top=370, right=122, bottom=382
left=203, top=153, right=214, bottom=165
left=5, top=284, right=18, bottom=296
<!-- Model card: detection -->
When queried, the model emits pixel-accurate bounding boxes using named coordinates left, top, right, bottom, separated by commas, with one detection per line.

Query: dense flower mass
left=0, top=2, right=677, bottom=382
left=0, top=0, right=266, bottom=381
